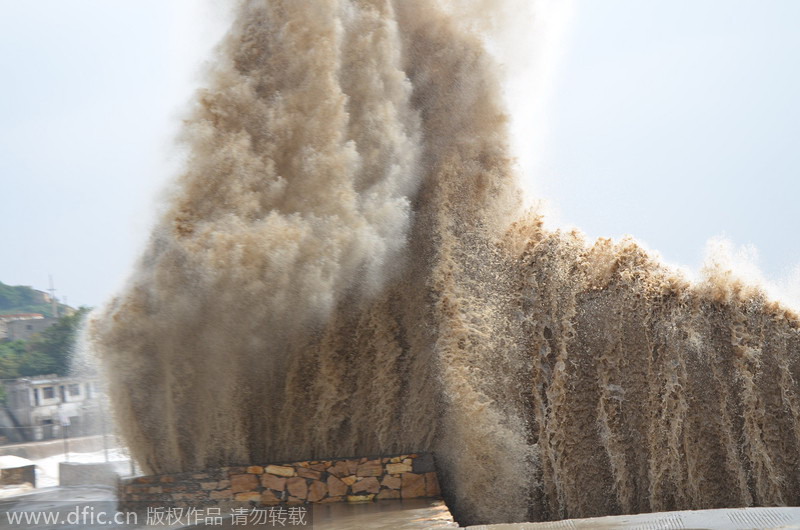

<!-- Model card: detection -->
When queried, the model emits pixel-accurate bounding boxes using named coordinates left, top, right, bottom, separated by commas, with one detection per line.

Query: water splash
left=92, top=1, right=800, bottom=525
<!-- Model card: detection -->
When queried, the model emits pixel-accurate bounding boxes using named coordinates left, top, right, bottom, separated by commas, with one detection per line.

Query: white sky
left=520, top=0, right=800, bottom=283
left=1, top=1, right=798, bottom=308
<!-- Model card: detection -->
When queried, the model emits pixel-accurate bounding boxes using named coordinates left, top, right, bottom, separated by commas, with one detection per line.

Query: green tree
left=0, top=340, right=26, bottom=379
left=20, top=307, right=91, bottom=376
left=0, top=340, right=26, bottom=402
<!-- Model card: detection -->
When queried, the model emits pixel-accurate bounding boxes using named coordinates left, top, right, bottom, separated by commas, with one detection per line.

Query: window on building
left=42, top=387, right=55, bottom=399
left=68, top=384, right=80, bottom=396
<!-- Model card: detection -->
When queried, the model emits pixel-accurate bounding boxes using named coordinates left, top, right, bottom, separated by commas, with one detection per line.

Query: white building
left=2, top=375, right=105, bottom=441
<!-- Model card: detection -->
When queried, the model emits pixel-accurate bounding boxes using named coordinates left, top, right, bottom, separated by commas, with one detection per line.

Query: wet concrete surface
left=178, top=498, right=458, bottom=529
left=467, top=506, right=800, bottom=530
left=0, top=487, right=459, bottom=529
left=10, top=486, right=800, bottom=530
left=311, top=498, right=457, bottom=529
left=0, top=486, right=126, bottom=529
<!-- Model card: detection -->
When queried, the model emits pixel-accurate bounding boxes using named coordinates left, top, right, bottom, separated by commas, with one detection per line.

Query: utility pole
left=48, top=275, right=59, bottom=318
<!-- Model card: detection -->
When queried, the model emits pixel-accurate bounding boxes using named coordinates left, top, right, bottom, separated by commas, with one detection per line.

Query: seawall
left=118, top=452, right=440, bottom=511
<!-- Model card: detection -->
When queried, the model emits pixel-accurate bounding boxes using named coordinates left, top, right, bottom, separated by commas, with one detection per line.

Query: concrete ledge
left=59, top=461, right=121, bottom=487
left=119, top=452, right=440, bottom=511
left=0, top=434, right=121, bottom=460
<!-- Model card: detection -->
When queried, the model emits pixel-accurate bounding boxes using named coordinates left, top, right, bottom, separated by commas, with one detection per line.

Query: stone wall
left=0, top=464, right=36, bottom=487
left=119, top=453, right=440, bottom=511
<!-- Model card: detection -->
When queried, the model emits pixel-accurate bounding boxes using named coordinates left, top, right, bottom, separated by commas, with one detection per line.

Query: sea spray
left=92, top=0, right=800, bottom=525
left=94, top=0, right=424, bottom=473
left=508, top=226, right=800, bottom=520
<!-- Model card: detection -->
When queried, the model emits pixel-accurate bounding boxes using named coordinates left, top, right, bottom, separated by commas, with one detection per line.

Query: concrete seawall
left=0, top=434, right=119, bottom=460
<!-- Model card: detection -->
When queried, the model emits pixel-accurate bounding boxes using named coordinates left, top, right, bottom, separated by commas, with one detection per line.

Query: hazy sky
left=1, top=1, right=798, bottom=309
left=526, top=0, right=800, bottom=288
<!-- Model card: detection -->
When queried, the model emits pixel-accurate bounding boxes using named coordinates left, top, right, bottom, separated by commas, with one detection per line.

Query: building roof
left=4, top=375, right=97, bottom=387
left=0, top=313, right=45, bottom=321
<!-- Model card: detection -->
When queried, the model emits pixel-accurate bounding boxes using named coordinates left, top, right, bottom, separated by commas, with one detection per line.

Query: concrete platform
left=0, top=486, right=457, bottom=529
left=468, top=507, right=800, bottom=530
left=5, top=485, right=800, bottom=529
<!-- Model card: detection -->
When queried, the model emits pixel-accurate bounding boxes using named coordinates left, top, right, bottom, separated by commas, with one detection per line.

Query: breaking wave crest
left=92, top=1, right=800, bottom=525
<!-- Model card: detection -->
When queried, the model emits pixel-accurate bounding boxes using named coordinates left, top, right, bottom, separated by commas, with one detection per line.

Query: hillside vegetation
left=0, top=281, right=70, bottom=317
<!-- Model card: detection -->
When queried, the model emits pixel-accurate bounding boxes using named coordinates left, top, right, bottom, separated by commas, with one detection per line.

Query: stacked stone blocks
left=119, top=453, right=439, bottom=510
left=0, top=465, right=36, bottom=487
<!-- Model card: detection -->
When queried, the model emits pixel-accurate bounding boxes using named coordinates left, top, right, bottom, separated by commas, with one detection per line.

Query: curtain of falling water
left=92, top=0, right=800, bottom=525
